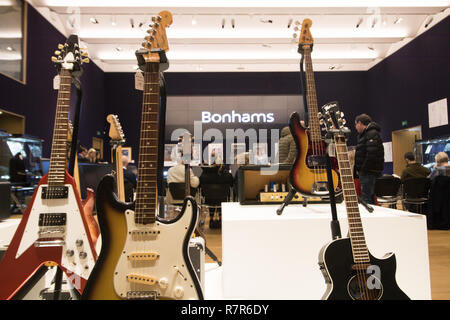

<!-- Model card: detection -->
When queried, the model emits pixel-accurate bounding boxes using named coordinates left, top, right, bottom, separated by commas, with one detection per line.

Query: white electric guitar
left=82, top=11, right=203, bottom=300
left=0, top=35, right=97, bottom=299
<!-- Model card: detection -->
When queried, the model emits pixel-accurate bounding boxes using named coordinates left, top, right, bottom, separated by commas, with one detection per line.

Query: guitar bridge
left=311, top=181, right=330, bottom=195
left=127, top=291, right=158, bottom=300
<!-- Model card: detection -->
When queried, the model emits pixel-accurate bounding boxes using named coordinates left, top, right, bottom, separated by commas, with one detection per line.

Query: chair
left=168, top=182, right=197, bottom=203
left=402, top=177, right=431, bottom=214
left=375, top=175, right=401, bottom=208
left=427, top=175, right=450, bottom=230
left=200, top=183, right=231, bottom=229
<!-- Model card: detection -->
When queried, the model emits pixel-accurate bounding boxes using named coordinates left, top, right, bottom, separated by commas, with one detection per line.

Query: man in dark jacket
left=278, top=126, right=296, bottom=164
left=401, top=152, right=430, bottom=182
left=354, top=114, right=384, bottom=204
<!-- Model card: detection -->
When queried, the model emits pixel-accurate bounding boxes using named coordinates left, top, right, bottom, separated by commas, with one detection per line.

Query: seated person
left=401, top=152, right=430, bottom=182
left=428, top=152, right=450, bottom=180
left=166, top=161, right=199, bottom=204
left=9, top=152, right=27, bottom=184
left=122, top=155, right=137, bottom=202
left=200, top=162, right=234, bottom=229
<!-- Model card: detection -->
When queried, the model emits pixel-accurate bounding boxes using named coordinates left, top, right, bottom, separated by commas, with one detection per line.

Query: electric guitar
left=317, top=102, right=409, bottom=300
left=289, top=19, right=340, bottom=197
left=68, top=121, right=100, bottom=248
left=82, top=11, right=204, bottom=300
left=106, top=114, right=126, bottom=202
left=0, top=35, right=97, bottom=299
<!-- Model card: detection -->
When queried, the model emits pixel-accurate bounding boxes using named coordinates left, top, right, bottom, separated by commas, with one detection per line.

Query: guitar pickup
left=128, top=252, right=159, bottom=261
left=307, top=155, right=327, bottom=167
left=39, top=213, right=67, bottom=226
left=126, top=274, right=157, bottom=286
left=42, top=186, right=69, bottom=199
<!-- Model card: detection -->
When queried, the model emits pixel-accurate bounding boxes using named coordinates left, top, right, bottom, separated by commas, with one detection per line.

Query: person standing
left=354, top=114, right=384, bottom=205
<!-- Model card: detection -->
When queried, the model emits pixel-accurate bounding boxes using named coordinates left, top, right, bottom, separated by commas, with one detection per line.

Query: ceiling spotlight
left=424, top=16, right=434, bottom=28
left=221, top=18, right=225, bottom=29
left=116, top=47, right=122, bottom=52
left=130, top=18, right=135, bottom=28
left=89, top=17, right=99, bottom=24
left=237, top=66, right=245, bottom=70
left=356, top=18, right=363, bottom=28
left=368, top=45, right=375, bottom=51
left=262, top=44, right=272, bottom=48
left=329, top=65, right=336, bottom=70
left=394, top=17, right=403, bottom=24
left=260, top=18, right=273, bottom=24
left=192, top=16, right=197, bottom=25
left=287, top=18, right=293, bottom=28
left=6, top=46, right=13, bottom=51
left=111, top=16, right=117, bottom=26
left=231, top=18, right=235, bottom=28
left=371, top=18, right=377, bottom=28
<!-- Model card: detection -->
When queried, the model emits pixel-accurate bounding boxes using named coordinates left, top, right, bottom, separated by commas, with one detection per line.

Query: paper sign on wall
left=383, top=141, right=393, bottom=162
left=428, top=98, right=448, bottom=128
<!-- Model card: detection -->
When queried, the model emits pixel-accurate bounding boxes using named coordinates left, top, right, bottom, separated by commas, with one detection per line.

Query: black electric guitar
left=82, top=11, right=203, bottom=300
left=317, top=102, right=409, bottom=300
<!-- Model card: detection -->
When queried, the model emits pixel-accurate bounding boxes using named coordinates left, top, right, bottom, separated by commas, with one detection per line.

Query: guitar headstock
left=177, top=132, right=194, bottom=164
left=52, top=34, right=89, bottom=72
left=297, top=18, right=314, bottom=53
left=141, top=11, right=173, bottom=63
left=319, top=101, right=350, bottom=139
left=107, top=114, right=125, bottom=143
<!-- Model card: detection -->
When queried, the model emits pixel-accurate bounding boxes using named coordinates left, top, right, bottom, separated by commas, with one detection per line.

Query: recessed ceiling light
left=329, top=65, right=336, bottom=70
left=262, top=44, right=272, bottom=48
left=90, top=17, right=99, bottom=24
left=394, top=17, right=403, bottom=24
left=116, top=47, right=122, bottom=52
left=237, top=66, right=245, bottom=70
left=6, top=46, right=13, bottom=51
left=424, top=16, right=434, bottom=28
left=368, top=45, right=375, bottom=51
left=192, top=16, right=197, bottom=25
left=356, top=18, right=363, bottom=28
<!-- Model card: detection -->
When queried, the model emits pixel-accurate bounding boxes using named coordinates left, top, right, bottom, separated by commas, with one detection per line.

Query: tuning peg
left=58, top=44, right=64, bottom=49
left=51, top=56, right=58, bottom=62
left=141, top=42, right=147, bottom=48
left=293, top=33, right=298, bottom=39
left=81, top=57, right=90, bottom=63
left=294, top=20, right=300, bottom=26
left=81, top=51, right=89, bottom=57
left=54, top=50, right=61, bottom=56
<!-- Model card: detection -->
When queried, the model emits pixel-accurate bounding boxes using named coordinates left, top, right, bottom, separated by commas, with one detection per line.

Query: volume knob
left=173, top=286, right=184, bottom=299
left=159, top=277, right=169, bottom=289
left=66, top=249, right=74, bottom=257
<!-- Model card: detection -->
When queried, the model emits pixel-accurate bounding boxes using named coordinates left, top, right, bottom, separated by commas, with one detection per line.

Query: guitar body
left=318, top=237, right=410, bottom=300
left=0, top=171, right=97, bottom=299
left=81, top=188, right=100, bottom=248
left=289, top=112, right=339, bottom=196
left=82, top=175, right=203, bottom=300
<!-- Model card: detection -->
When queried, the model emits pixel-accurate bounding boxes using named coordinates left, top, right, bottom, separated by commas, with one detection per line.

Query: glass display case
left=415, top=135, right=450, bottom=170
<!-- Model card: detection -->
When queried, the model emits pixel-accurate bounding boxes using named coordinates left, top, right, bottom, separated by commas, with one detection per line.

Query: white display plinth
left=221, top=202, right=431, bottom=300
left=0, top=218, right=20, bottom=250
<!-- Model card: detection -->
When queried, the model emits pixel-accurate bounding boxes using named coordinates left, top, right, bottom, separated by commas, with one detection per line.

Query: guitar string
left=335, top=135, right=372, bottom=300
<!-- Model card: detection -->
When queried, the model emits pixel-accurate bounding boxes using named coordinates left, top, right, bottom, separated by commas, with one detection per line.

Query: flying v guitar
left=82, top=11, right=204, bottom=300
left=0, top=35, right=97, bottom=299
left=317, top=102, right=409, bottom=300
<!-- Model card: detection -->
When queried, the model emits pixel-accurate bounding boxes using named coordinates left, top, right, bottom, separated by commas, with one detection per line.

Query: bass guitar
left=0, top=35, right=97, bottom=299
left=289, top=19, right=340, bottom=197
left=317, top=102, right=409, bottom=300
left=82, top=11, right=203, bottom=300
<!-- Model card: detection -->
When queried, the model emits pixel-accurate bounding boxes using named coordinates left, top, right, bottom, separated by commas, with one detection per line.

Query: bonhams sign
left=201, top=110, right=275, bottom=124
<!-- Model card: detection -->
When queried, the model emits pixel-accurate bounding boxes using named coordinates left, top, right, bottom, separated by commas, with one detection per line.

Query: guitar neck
left=334, top=135, right=370, bottom=263
left=115, top=145, right=125, bottom=202
left=135, top=62, right=160, bottom=224
left=303, top=48, right=322, bottom=142
left=48, top=69, right=72, bottom=187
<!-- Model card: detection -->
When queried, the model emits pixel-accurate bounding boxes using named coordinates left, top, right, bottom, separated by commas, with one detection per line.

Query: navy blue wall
left=367, top=16, right=450, bottom=142
left=0, top=4, right=105, bottom=158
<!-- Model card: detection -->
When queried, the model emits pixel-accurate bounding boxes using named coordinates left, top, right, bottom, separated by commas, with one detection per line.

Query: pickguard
left=113, top=202, right=200, bottom=300
left=16, top=184, right=96, bottom=282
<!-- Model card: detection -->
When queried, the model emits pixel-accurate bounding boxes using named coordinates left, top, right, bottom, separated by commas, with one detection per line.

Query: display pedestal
left=220, top=202, right=431, bottom=300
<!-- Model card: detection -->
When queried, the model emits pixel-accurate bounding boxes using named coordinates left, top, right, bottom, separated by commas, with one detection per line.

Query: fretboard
left=48, top=69, right=72, bottom=187
left=303, top=48, right=322, bottom=143
left=334, top=135, right=370, bottom=263
left=135, top=62, right=160, bottom=224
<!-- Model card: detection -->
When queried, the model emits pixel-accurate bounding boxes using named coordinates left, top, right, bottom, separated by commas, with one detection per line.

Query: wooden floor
left=201, top=213, right=450, bottom=300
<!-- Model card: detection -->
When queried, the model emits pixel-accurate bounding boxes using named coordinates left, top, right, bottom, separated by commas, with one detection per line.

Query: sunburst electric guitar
left=0, top=35, right=97, bottom=299
left=289, top=19, right=340, bottom=197
left=82, top=11, right=203, bottom=300
left=317, top=102, right=409, bottom=300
